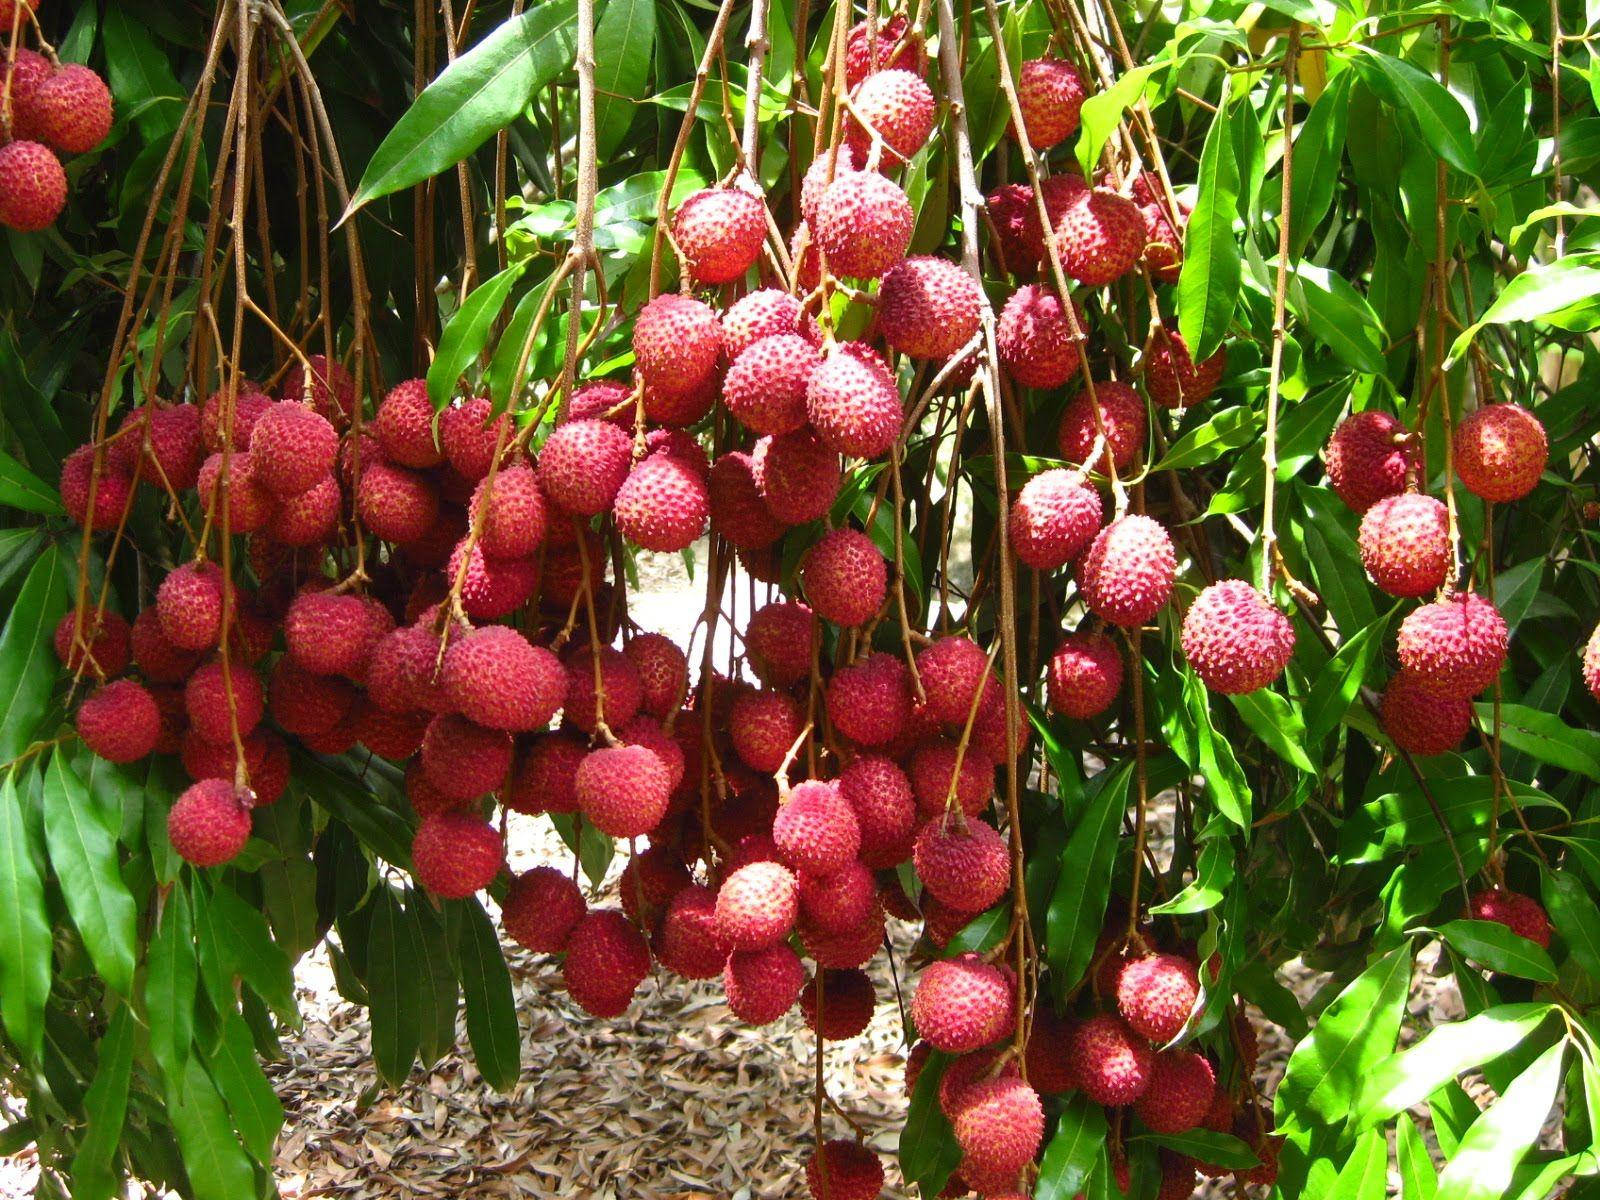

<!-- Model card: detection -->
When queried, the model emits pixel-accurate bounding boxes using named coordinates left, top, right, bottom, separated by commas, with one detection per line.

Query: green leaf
left=1151, top=405, right=1260, bottom=473
left=1305, top=615, right=1388, bottom=742
left=1179, top=96, right=1242, bottom=362
left=1434, top=1041, right=1565, bottom=1200
left=1543, top=868, right=1600, bottom=981
left=0, top=544, right=69, bottom=762
left=1353, top=1003, right=1554, bottom=1127
left=427, top=261, right=527, bottom=409
left=1184, top=669, right=1251, bottom=826
left=1482, top=704, right=1600, bottom=781
left=1045, top=759, right=1133, bottom=991
left=1434, top=920, right=1558, bottom=982
left=1288, top=264, right=1387, bottom=374
left=1230, top=687, right=1317, bottom=773
left=68, top=1005, right=135, bottom=1200
left=1355, top=50, right=1477, bottom=177
left=549, top=811, right=615, bottom=887
left=348, top=1, right=580, bottom=212
left=0, top=447, right=62, bottom=516
left=145, top=883, right=196, bottom=1080
left=946, top=901, right=1011, bottom=956
left=165, top=1059, right=256, bottom=1200
left=0, top=767, right=49, bottom=1062
left=43, top=751, right=136, bottom=997
left=1447, top=259, right=1600, bottom=365
left=900, top=1052, right=962, bottom=1193
left=1397, top=1113, right=1438, bottom=1200
left=212, top=1008, right=283, bottom=1162
left=410, top=888, right=460, bottom=1068
left=1288, top=72, right=1352, bottom=255
left=1035, top=1096, right=1108, bottom=1200
left=101, top=7, right=185, bottom=141
left=1330, top=1128, right=1389, bottom=1200
left=368, top=887, right=422, bottom=1085
left=1076, top=62, right=1159, bottom=177
left=457, top=898, right=521, bottom=1090
left=1150, top=836, right=1234, bottom=916
left=594, top=0, right=654, bottom=156
left=206, top=882, right=299, bottom=1025
left=1141, top=1128, right=1258, bottom=1169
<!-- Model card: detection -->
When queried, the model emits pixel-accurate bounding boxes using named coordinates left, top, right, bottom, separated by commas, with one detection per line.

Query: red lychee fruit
left=1585, top=622, right=1600, bottom=703
left=1053, top=187, right=1146, bottom=287
left=816, top=171, right=914, bottom=279
left=1145, top=330, right=1226, bottom=409
left=753, top=429, right=841, bottom=525
left=745, top=601, right=817, bottom=687
left=805, top=1139, right=884, bottom=1200
left=574, top=744, right=670, bottom=838
left=1454, top=402, right=1548, bottom=503
left=195, top=450, right=274, bottom=534
left=184, top=660, right=264, bottom=745
left=566, top=379, right=632, bottom=426
left=800, top=904, right=885, bottom=969
left=365, top=623, right=447, bottom=714
left=909, top=738, right=992, bottom=818
left=352, top=704, right=429, bottom=760
left=157, top=562, right=228, bottom=651
left=1008, top=469, right=1101, bottom=572
left=799, top=860, right=877, bottom=935
left=1020, top=173, right=1089, bottom=263
left=728, top=688, right=805, bottom=773
left=441, top=625, right=564, bottom=732
left=877, top=255, right=983, bottom=361
left=1358, top=492, right=1450, bottom=598
left=411, top=809, right=502, bottom=899
left=32, top=63, right=112, bottom=155
left=723, top=941, right=805, bottom=1024
left=654, top=883, right=728, bottom=979
left=419, top=713, right=512, bottom=801
left=468, top=461, right=546, bottom=559
left=1076, top=514, right=1175, bottom=628
left=1047, top=631, right=1123, bottom=719
left=273, top=473, right=341, bottom=546
left=445, top=540, right=538, bottom=620
left=839, top=755, right=916, bottom=867
left=800, top=968, right=876, bottom=1040
left=914, top=816, right=1009, bottom=913
left=1325, top=410, right=1416, bottom=513
left=1, top=48, right=49, bottom=138
left=952, top=1076, right=1044, bottom=1193
left=642, top=369, right=719, bottom=428
left=723, top=333, right=820, bottom=437
left=538, top=418, right=633, bottom=517
left=633, top=293, right=722, bottom=400
left=1117, top=953, right=1200, bottom=1043
left=1396, top=591, right=1508, bottom=699
left=1467, top=887, right=1552, bottom=948
left=503, top=866, right=586, bottom=953
left=122, top=403, right=204, bottom=491
left=562, top=644, right=643, bottom=733
left=722, top=287, right=816, bottom=358
left=59, top=445, right=133, bottom=531
left=76, top=680, right=161, bottom=763
left=283, top=590, right=391, bottom=679
left=249, top=401, right=338, bottom=498
left=773, top=780, right=861, bottom=875
left=278, top=354, right=355, bottom=428
left=1181, top=580, right=1295, bottom=695
left=848, top=68, right=936, bottom=163
left=985, top=183, right=1037, bottom=275
left=1071, top=1013, right=1153, bottom=1105
left=505, top=731, right=587, bottom=815
left=708, top=451, right=786, bottom=549
left=622, top=633, right=687, bottom=719
left=1136, top=1050, right=1217, bottom=1133
left=996, top=283, right=1087, bottom=389
left=915, top=636, right=989, bottom=727
left=0, top=140, right=65, bottom=231
left=803, top=529, right=887, bottom=628
left=1024, top=1007, right=1079, bottom=1095
left=714, top=859, right=799, bottom=950
left=911, top=953, right=1015, bottom=1054
left=54, top=609, right=131, bottom=678
left=1056, top=380, right=1147, bottom=477
left=1134, top=172, right=1187, bottom=282
left=167, top=780, right=252, bottom=867
left=805, top=341, right=903, bottom=458
left=672, top=186, right=766, bottom=285
left=826, top=653, right=912, bottom=747
left=1015, top=57, right=1086, bottom=148
left=130, top=607, right=202, bottom=684
left=845, top=13, right=922, bottom=86
left=563, top=909, right=651, bottom=1018
left=373, top=378, right=441, bottom=467
left=434, top=401, right=504, bottom=485
left=613, top=453, right=709, bottom=552
left=200, top=384, right=274, bottom=452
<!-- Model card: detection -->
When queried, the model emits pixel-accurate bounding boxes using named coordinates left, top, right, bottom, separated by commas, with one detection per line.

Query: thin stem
left=1260, top=27, right=1299, bottom=596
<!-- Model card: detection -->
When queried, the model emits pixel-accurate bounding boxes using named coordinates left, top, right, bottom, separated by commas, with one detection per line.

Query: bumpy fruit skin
left=1024, top=1007, right=1079, bottom=1095
left=1136, top=1050, right=1217, bottom=1133
left=1396, top=591, right=1508, bottom=699
left=915, top=636, right=989, bottom=726
left=914, top=817, right=1008, bottom=913
left=1585, top=622, right=1600, bottom=703
left=800, top=861, right=877, bottom=935
left=184, top=661, right=265, bottom=745
left=613, top=454, right=709, bottom=553
left=1076, top=515, right=1176, bottom=628
left=441, top=625, right=564, bottom=732
left=0, top=140, right=66, bottom=232
left=722, top=287, right=815, bottom=356
left=130, top=607, right=202, bottom=684
left=728, top=688, right=804, bottom=773
left=249, top=401, right=338, bottom=498
left=910, top=739, right=991, bottom=818
left=724, top=942, right=806, bottom=1025
left=754, top=429, right=841, bottom=525
left=774, top=781, right=861, bottom=875
left=373, top=378, right=442, bottom=467
left=465, top=462, right=545, bottom=561
left=672, top=187, right=766, bottom=285
left=985, top=183, right=1036, bottom=275
left=1053, top=187, right=1146, bottom=287
left=77, top=680, right=161, bottom=763
left=951, top=1076, right=1045, bottom=1193
left=996, top=284, right=1086, bottom=389
left=124, top=402, right=204, bottom=490
left=504, top=732, right=585, bottom=815
left=839, top=755, right=916, bottom=865
left=59, top=445, right=133, bottom=531
left=1072, top=1013, right=1153, bottom=1105
left=575, top=744, right=672, bottom=839
left=709, top=451, right=786, bottom=549
left=877, top=256, right=983, bottom=361
left=1144, top=331, right=1226, bottom=409
left=1467, top=887, right=1552, bottom=949
left=744, top=602, right=816, bottom=688
left=1117, top=953, right=1200, bottom=1043
left=1, top=48, right=49, bottom=138
left=54, top=609, right=131, bottom=678
left=1047, top=632, right=1123, bottom=719
left=538, top=418, right=633, bottom=517
left=816, top=172, right=914, bottom=279
left=724, top=333, right=820, bottom=436
left=1056, top=380, right=1147, bottom=476
left=157, top=562, right=227, bottom=651
left=911, top=953, right=1015, bottom=1054
left=633, top=293, right=722, bottom=399
left=803, top=529, right=887, bottom=627
left=284, top=591, right=392, bottom=679
left=806, top=342, right=903, bottom=458
left=1453, top=402, right=1548, bottom=503
left=826, top=653, right=911, bottom=746
left=1325, top=410, right=1415, bottom=513
left=411, top=810, right=502, bottom=899
left=32, top=64, right=113, bottom=155
left=1008, top=468, right=1102, bottom=571
left=653, top=884, right=727, bottom=979
left=195, top=450, right=274, bottom=534
left=1016, top=57, right=1086, bottom=148
left=1358, top=493, right=1450, bottom=598
left=168, top=780, right=252, bottom=867
left=845, top=13, right=921, bottom=86
left=847, top=68, right=936, bottom=164
left=445, top=540, right=538, bottom=620
left=714, top=860, right=798, bottom=950
left=563, top=909, right=651, bottom=1018
left=1181, top=580, right=1296, bottom=695
left=623, top=633, right=688, bottom=718
left=805, top=1139, right=885, bottom=1200
left=502, top=866, right=586, bottom=953
left=420, top=714, right=512, bottom=801
left=274, top=473, right=341, bottom=546
left=562, top=645, right=643, bottom=733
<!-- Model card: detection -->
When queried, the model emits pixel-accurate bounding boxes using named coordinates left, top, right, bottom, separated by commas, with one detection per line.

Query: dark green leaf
left=1482, top=704, right=1600, bottom=781
left=1035, top=1096, right=1108, bottom=1200
left=101, top=7, right=185, bottom=141
left=1288, top=72, right=1351, bottom=255
left=164, top=1058, right=256, bottom=1200
left=43, top=751, right=136, bottom=997
left=1150, top=836, right=1234, bottom=916
left=1435, top=920, right=1558, bottom=983
left=1329, top=1127, right=1388, bottom=1200
left=0, top=447, right=62, bottom=516
left=1230, top=687, right=1316, bottom=773
left=1184, top=669, right=1251, bottom=826
left=206, top=883, right=299, bottom=1024
left=946, top=901, right=1010, bottom=956
left=368, top=887, right=422, bottom=1085
left=1179, top=97, right=1242, bottom=362
left=1289, top=264, right=1387, bottom=374
left=1076, top=62, right=1159, bottom=176
left=212, top=1008, right=283, bottom=1162
left=145, top=883, right=196, bottom=1080
left=1045, top=759, right=1133, bottom=991
left=68, top=1005, right=136, bottom=1200
left=0, top=767, right=49, bottom=1062
left=1356, top=50, right=1477, bottom=177
left=1449, top=259, right=1600, bottom=364
left=409, top=889, right=460, bottom=1067
left=1543, top=868, right=1600, bottom=981
left=457, top=898, right=520, bottom=1090
left=1305, top=614, right=1388, bottom=742
left=1151, top=405, right=1261, bottom=473
left=899, top=1052, right=961, bottom=1192
left=594, top=0, right=654, bottom=156
left=1397, top=1113, right=1438, bottom=1200
left=427, top=261, right=527, bottom=409
left=548, top=811, right=615, bottom=887
left=0, top=545, right=69, bottom=762
left=1141, top=1128, right=1258, bottom=1169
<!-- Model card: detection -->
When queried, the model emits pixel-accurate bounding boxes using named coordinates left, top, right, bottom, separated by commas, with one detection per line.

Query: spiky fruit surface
left=367, top=624, right=446, bottom=714
left=195, top=448, right=273, bottom=533
left=952, top=1076, right=1044, bottom=1192
left=827, top=653, right=911, bottom=747
left=130, top=607, right=202, bottom=684
left=839, top=755, right=916, bottom=865
left=167, top=779, right=254, bottom=868
left=996, top=284, right=1086, bottom=389
left=0, top=140, right=65, bottom=231
left=800, top=860, right=877, bottom=935
left=1145, top=331, right=1226, bottom=409
left=1025, top=1007, right=1078, bottom=1095
left=722, top=287, right=815, bottom=357
left=847, top=68, right=936, bottom=163
left=539, top=418, right=633, bottom=517
left=1325, top=410, right=1415, bottom=513
left=753, top=429, right=841, bottom=526
left=801, top=904, right=885, bottom=969
left=709, top=451, right=786, bottom=549
left=1008, top=469, right=1102, bottom=571
left=909, top=739, right=992, bottom=818
left=1181, top=581, right=1295, bottom=695
left=249, top=401, right=338, bottom=498
left=563, top=645, right=643, bottom=733
left=1397, top=592, right=1508, bottom=699
left=77, top=680, right=160, bottom=764
left=1117, top=954, right=1200, bottom=1042
left=1586, top=622, right=1600, bottom=703
left=745, top=602, right=817, bottom=687
left=54, top=609, right=131, bottom=678
left=1, top=48, right=49, bottom=138
left=566, top=379, right=632, bottom=426
left=623, top=633, right=687, bottom=718
left=284, top=591, right=390, bottom=679
left=1358, top=492, right=1450, bottom=598
left=723, top=942, right=805, bottom=1025
left=279, top=354, right=354, bottom=427
left=722, top=333, right=819, bottom=437
left=633, top=293, right=721, bottom=400
left=503, top=866, right=586, bottom=953
left=1053, top=187, right=1146, bottom=287
left=273, top=473, right=340, bottom=546
left=654, top=884, right=727, bottom=979
left=1077, top=515, right=1175, bottom=628
left=353, top=705, right=428, bottom=760
left=1454, top=402, right=1548, bottom=503
left=574, top=744, right=672, bottom=839
left=613, top=454, right=709, bottom=553
left=1056, top=380, right=1146, bottom=476
left=985, top=182, right=1036, bottom=274
left=1016, top=57, right=1086, bottom=148
left=714, top=860, right=798, bottom=950
left=803, top=529, right=887, bottom=628
left=877, top=256, right=983, bottom=361
left=914, top=817, right=1008, bottom=913
left=420, top=714, right=512, bottom=801
left=911, top=953, right=1015, bottom=1054
left=1468, top=887, right=1552, bottom=948
left=816, top=172, right=914, bottom=279
left=200, top=385, right=274, bottom=452
left=412, top=810, right=502, bottom=899
left=806, top=342, right=903, bottom=458
left=1072, top=1013, right=1153, bottom=1105
left=445, top=540, right=538, bottom=620
left=506, top=732, right=587, bottom=815
left=184, top=661, right=264, bottom=745
left=467, top=461, right=546, bottom=559
left=806, top=1139, right=885, bottom=1200
left=32, top=63, right=112, bottom=155
left=618, top=841, right=690, bottom=927
left=672, top=187, right=765, bottom=285
left=915, top=636, right=988, bottom=726
left=1136, top=1050, right=1217, bottom=1134
left=441, top=625, right=564, bottom=732
left=564, top=910, right=651, bottom=1018
left=59, top=445, right=133, bottom=530
left=774, top=781, right=861, bottom=875
left=800, top=968, right=876, bottom=1040
left=1047, top=632, right=1123, bottom=720
left=846, top=13, right=921, bottom=85
left=124, top=403, right=204, bottom=490
left=157, top=562, right=227, bottom=651
left=373, top=378, right=441, bottom=467
left=729, top=688, right=805, bottom=773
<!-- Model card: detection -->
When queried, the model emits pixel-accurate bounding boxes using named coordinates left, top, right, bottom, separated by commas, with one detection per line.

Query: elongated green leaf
left=1330, top=1128, right=1388, bottom=1200
left=1448, top=259, right=1600, bottom=364
left=457, top=899, right=521, bottom=1090
left=369, top=887, right=422, bottom=1085
left=1305, top=615, right=1388, bottom=741
left=1288, top=263, right=1387, bottom=374
left=1481, top=703, right=1600, bottom=781
left=0, top=768, right=49, bottom=1062
left=43, top=751, right=136, bottom=997
left=1151, top=405, right=1260, bottom=473
left=1435, top=919, right=1558, bottom=982
left=212, top=1008, right=283, bottom=1162
left=485, top=270, right=555, bottom=413
left=1356, top=50, right=1477, bottom=176
left=0, top=447, right=62, bottom=516
left=207, top=883, right=299, bottom=1024
left=1035, top=1096, right=1107, bottom=1200
left=1230, top=686, right=1316, bottom=774
left=1046, top=759, right=1133, bottom=991
left=947, top=901, right=1011, bottom=956
left=350, top=2, right=579, bottom=212
left=1141, top=1129, right=1257, bottom=1169
left=1185, top=670, right=1250, bottom=826
left=427, top=261, right=527, bottom=409
left=0, top=544, right=69, bottom=762
left=165, top=1059, right=256, bottom=1200
left=593, top=0, right=654, bottom=156
left=900, top=1052, right=961, bottom=1192
left=1397, top=1113, right=1438, bottom=1200
left=1434, top=1041, right=1566, bottom=1200
left=68, top=1005, right=135, bottom=1200
left=1288, top=72, right=1351, bottom=254
left=1150, top=836, right=1234, bottom=916
left=1179, top=97, right=1242, bottom=361
left=1076, top=62, right=1158, bottom=176
left=101, top=6, right=184, bottom=141
left=410, top=888, right=460, bottom=1067
left=145, top=883, right=196, bottom=1080
left=1543, top=868, right=1600, bottom=981
left=549, top=811, right=615, bottom=887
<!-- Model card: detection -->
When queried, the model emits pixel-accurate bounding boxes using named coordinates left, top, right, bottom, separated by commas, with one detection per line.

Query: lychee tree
left=0, top=0, right=1598, bottom=1197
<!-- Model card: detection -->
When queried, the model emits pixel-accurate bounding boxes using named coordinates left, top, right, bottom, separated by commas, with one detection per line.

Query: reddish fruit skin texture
left=839, top=755, right=916, bottom=864
left=1009, top=469, right=1102, bottom=571
left=539, top=418, right=634, bottom=517
left=671, top=187, right=766, bottom=285
left=623, top=633, right=688, bottom=718
left=845, top=14, right=921, bottom=86
left=654, top=884, right=728, bottom=979
left=446, top=540, right=538, bottom=621
left=124, top=403, right=204, bottom=491
left=168, top=780, right=252, bottom=867
left=1359, top=493, right=1450, bottom=598
left=951, top=1076, right=1045, bottom=1192
left=724, top=942, right=806, bottom=1025
left=800, top=861, right=877, bottom=934
left=1047, top=632, right=1123, bottom=719
left=33, top=63, right=112, bottom=155
left=1053, top=187, right=1146, bottom=287
left=729, top=688, right=805, bottom=773
left=0, top=140, right=66, bottom=231
left=374, top=378, right=441, bottom=467
left=1135, top=1050, right=1217, bottom=1133
left=59, top=445, right=133, bottom=531
left=1072, top=1013, right=1154, bottom=1105
left=437, top=396, right=509, bottom=481
left=773, top=781, right=861, bottom=875
left=196, top=450, right=274, bottom=534
left=503, top=866, right=586, bottom=953
left=1181, top=580, right=1295, bottom=695
left=506, top=732, right=587, bottom=814
left=800, top=969, right=876, bottom=1039
left=412, top=810, right=502, bottom=899
left=911, top=953, right=1015, bottom=1054
left=914, top=817, right=1009, bottom=913
left=1076, top=515, right=1176, bottom=629
left=284, top=591, right=391, bottom=679
left=442, top=625, right=564, bottom=732
left=722, top=288, right=815, bottom=357
left=562, top=645, right=643, bottom=734
left=847, top=68, right=936, bottom=163
left=249, top=401, right=338, bottom=498
left=1117, top=954, right=1200, bottom=1043
left=1056, top=381, right=1147, bottom=476
left=708, top=451, right=786, bottom=550
left=1025, top=1008, right=1079, bottom=1095
left=877, top=256, right=983, bottom=361
left=613, top=454, right=709, bottom=553
left=996, top=284, right=1086, bottom=389
left=157, top=562, right=227, bottom=651
left=915, top=636, right=989, bottom=726
left=184, top=661, right=265, bottom=744
left=355, top=462, right=438, bottom=545
left=633, top=293, right=722, bottom=399
left=745, top=602, right=817, bottom=687
left=803, top=529, right=887, bottom=628
left=1016, top=57, right=1086, bottom=148
left=78, top=681, right=161, bottom=763
left=806, top=1139, right=885, bottom=1200
left=469, top=462, right=546, bottom=559
left=54, top=610, right=131, bottom=678
left=806, top=343, right=903, bottom=459
left=563, top=910, right=651, bottom=1017
left=816, top=172, right=915, bottom=279
left=714, top=860, right=799, bottom=950
left=1467, top=887, right=1552, bottom=949
left=1454, top=402, right=1548, bottom=503
left=131, top=607, right=203, bottom=684
left=2, top=48, right=49, bottom=139
left=986, top=183, right=1036, bottom=274
left=1586, top=622, right=1600, bottom=703
left=273, top=473, right=341, bottom=546
left=1325, top=410, right=1415, bottom=513
left=753, top=429, right=841, bottom=526
left=800, top=906, right=885, bottom=969
left=723, top=333, right=820, bottom=436
left=575, top=744, right=673, bottom=839
left=827, top=653, right=911, bottom=747
left=1145, top=331, right=1226, bottom=409
left=1397, top=592, right=1509, bottom=699
left=420, top=714, right=512, bottom=801
left=909, top=738, right=992, bottom=818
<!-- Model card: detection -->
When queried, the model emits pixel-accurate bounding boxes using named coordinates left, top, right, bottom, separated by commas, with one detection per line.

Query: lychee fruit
left=441, top=625, right=564, bottom=732
left=1, top=48, right=49, bottom=138
left=845, top=13, right=921, bottom=86
left=505, top=731, right=586, bottom=814
left=1008, top=468, right=1102, bottom=571
left=632, top=293, right=722, bottom=400
left=1055, top=380, right=1147, bottom=480
left=1071, top=1013, right=1153, bottom=1105
left=1135, top=1050, right=1217, bottom=1133
left=419, top=714, right=513, bottom=801
left=996, top=283, right=1087, bottom=389
left=728, top=688, right=805, bottom=773
left=799, top=860, right=877, bottom=935
left=745, top=601, right=817, bottom=687
left=802, top=529, right=886, bottom=628
left=574, top=744, right=672, bottom=838
left=566, top=379, right=633, bottom=425
left=563, top=909, right=651, bottom=1018
left=773, top=780, right=861, bottom=875
left=1047, top=632, right=1123, bottom=719
left=1076, top=514, right=1176, bottom=628
left=183, top=660, right=264, bottom=745
left=353, top=705, right=429, bottom=761
left=445, top=539, right=538, bottom=620
left=911, top=953, right=1015, bottom=1053
left=562, top=645, right=643, bottom=733
left=985, top=183, right=1037, bottom=275
left=713, top=859, right=799, bottom=950
left=31, top=63, right=112, bottom=155
left=723, top=333, right=820, bottom=436
left=1053, top=186, right=1146, bottom=286
left=76, top=680, right=161, bottom=763
left=1015, top=57, right=1086, bottom=148
left=503, top=866, right=586, bottom=953
left=1454, top=402, right=1548, bottom=503
left=538, top=418, right=633, bottom=517
left=1396, top=591, right=1508, bottom=699
left=0, top=140, right=66, bottom=232
left=123, top=403, right=204, bottom=491
left=621, top=633, right=687, bottom=719
left=54, top=609, right=131, bottom=678
left=816, top=171, right=914, bottom=279
left=167, top=780, right=253, bottom=866
left=654, top=884, right=728, bottom=979
left=915, top=635, right=989, bottom=726
left=800, top=968, right=876, bottom=1040
left=722, top=287, right=816, bottom=357
left=914, top=816, right=1009, bottom=913
left=200, top=384, right=274, bottom=452
left=157, top=562, right=228, bottom=651
left=1117, top=953, right=1200, bottom=1042
left=1467, top=887, right=1552, bottom=949
left=468, top=461, right=546, bottom=559
left=130, top=606, right=203, bottom=683
left=1181, top=580, right=1295, bottom=695
left=613, top=453, right=709, bottom=552
left=877, top=256, right=983, bottom=361
left=753, top=428, right=841, bottom=525
left=373, top=378, right=441, bottom=467
left=909, top=738, right=993, bottom=817
left=708, top=451, right=786, bottom=549
left=1325, top=410, right=1415, bottom=513
left=59, top=445, right=133, bottom=531
left=672, top=186, right=766, bottom=285
left=723, top=941, right=805, bottom=1025
left=838, top=755, right=916, bottom=866
left=799, top=905, right=885, bottom=970
left=951, top=1076, right=1044, bottom=1192
left=805, top=1140, right=884, bottom=1200
left=273, top=473, right=341, bottom=546
left=1357, top=492, right=1450, bottom=598
left=195, top=450, right=275, bottom=535
left=411, top=809, right=502, bottom=899
left=1585, top=622, right=1600, bottom=703
left=283, top=590, right=391, bottom=678
left=1024, top=1007, right=1079, bottom=1095
left=806, top=341, right=903, bottom=458
left=1145, top=330, right=1226, bottom=409
left=279, top=354, right=355, bottom=427
left=826, top=653, right=911, bottom=746
left=847, top=68, right=936, bottom=163
left=249, top=400, right=339, bottom=498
